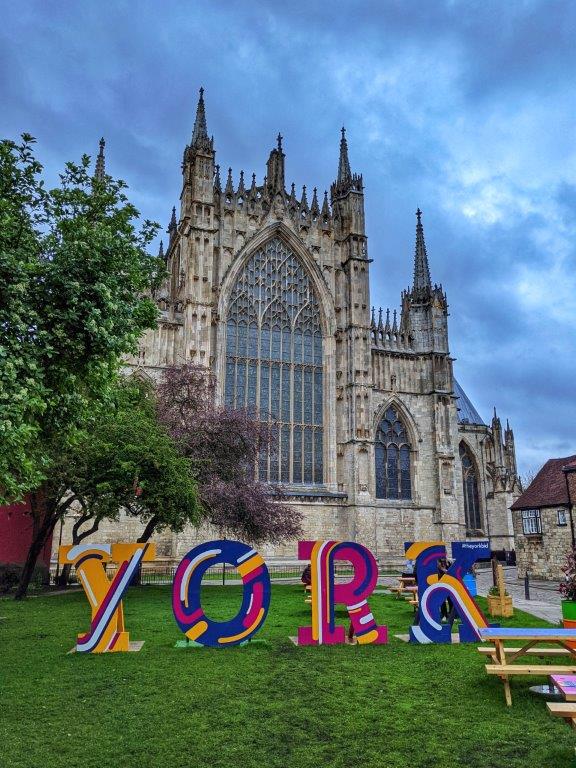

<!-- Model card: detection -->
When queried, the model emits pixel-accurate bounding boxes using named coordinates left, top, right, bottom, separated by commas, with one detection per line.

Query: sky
left=1, top=0, right=575, bottom=476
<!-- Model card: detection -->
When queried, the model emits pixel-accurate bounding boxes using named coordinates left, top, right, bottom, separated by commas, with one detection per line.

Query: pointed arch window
left=460, top=443, right=482, bottom=532
left=375, top=406, right=412, bottom=499
left=225, top=237, right=323, bottom=484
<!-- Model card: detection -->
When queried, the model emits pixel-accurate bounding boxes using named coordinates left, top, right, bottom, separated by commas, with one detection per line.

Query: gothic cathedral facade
left=125, top=90, right=520, bottom=564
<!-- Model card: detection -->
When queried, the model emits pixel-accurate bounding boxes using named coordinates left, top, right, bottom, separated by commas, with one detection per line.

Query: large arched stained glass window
left=375, top=406, right=412, bottom=499
left=224, top=237, right=323, bottom=484
left=460, top=443, right=482, bottom=532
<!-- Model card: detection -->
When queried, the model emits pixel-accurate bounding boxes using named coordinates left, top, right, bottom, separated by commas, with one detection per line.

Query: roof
left=510, top=454, right=576, bottom=510
left=454, top=378, right=485, bottom=426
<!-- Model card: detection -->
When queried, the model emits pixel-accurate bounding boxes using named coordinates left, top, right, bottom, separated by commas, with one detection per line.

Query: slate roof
left=510, top=455, right=576, bottom=510
left=454, top=378, right=485, bottom=426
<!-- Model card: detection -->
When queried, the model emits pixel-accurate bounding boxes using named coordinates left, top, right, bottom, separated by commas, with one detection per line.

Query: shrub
left=560, top=546, right=576, bottom=601
left=0, top=562, right=48, bottom=594
left=488, top=585, right=509, bottom=597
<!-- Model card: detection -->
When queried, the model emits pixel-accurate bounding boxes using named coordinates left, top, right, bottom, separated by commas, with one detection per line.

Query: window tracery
left=460, top=443, right=482, bottom=531
left=225, top=237, right=323, bottom=484
left=375, top=406, right=412, bottom=499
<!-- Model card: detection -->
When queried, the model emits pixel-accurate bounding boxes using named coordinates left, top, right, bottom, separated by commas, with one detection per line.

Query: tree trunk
left=132, top=515, right=158, bottom=586
left=14, top=493, right=56, bottom=600
left=57, top=563, right=73, bottom=588
left=137, top=516, right=158, bottom=544
left=56, top=512, right=101, bottom=587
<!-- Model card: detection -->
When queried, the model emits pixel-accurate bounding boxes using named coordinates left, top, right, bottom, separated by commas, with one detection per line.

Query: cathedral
left=120, top=89, right=520, bottom=565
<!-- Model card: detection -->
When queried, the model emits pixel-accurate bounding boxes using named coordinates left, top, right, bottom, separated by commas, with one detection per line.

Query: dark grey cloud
left=1, top=0, right=575, bottom=474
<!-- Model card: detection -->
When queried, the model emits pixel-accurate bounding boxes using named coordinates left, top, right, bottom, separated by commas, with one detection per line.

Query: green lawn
left=0, top=586, right=573, bottom=768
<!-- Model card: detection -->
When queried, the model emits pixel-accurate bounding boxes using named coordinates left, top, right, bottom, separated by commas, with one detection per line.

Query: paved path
left=380, top=569, right=563, bottom=624
left=476, top=567, right=562, bottom=624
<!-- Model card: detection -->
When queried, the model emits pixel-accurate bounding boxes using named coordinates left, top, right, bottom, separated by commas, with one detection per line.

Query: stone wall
left=512, top=505, right=572, bottom=580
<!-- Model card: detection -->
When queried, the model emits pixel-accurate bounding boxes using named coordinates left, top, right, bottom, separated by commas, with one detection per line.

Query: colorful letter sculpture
left=172, top=539, right=271, bottom=647
left=406, top=540, right=491, bottom=644
left=298, top=540, right=387, bottom=645
left=58, top=542, right=156, bottom=653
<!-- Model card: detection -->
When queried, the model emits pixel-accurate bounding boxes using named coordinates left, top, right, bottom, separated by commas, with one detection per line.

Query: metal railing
left=50, top=562, right=396, bottom=586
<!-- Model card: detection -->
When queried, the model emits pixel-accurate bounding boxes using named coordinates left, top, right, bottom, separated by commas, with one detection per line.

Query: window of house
left=558, top=509, right=568, bottom=527
left=522, top=509, right=542, bottom=535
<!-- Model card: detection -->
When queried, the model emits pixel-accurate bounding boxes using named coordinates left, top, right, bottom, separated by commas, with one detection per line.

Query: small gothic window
left=375, top=406, right=412, bottom=499
left=460, top=443, right=482, bottom=532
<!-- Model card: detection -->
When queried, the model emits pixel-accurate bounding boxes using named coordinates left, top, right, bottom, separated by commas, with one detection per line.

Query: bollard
left=524, top=572, right=530, bottom=600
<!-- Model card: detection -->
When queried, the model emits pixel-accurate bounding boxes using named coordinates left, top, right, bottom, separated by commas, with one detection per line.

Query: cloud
left=1, top=0, right=575, bottom=473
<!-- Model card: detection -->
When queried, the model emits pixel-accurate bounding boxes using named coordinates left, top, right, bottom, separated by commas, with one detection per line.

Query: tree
left=51, top=379, right=201, bottom=588
left=156, top=364, right=303, bottom=545
left=0, top=135, right=163, bottom=597
left=520, top=468, right=538, bottom=492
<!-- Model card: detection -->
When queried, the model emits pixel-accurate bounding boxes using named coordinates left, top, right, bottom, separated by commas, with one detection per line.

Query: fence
left=50, top=561, right=393, bottom=586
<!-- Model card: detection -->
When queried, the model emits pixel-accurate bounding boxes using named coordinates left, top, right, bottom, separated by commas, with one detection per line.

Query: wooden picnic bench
left=478, top=627, right=576, bottom=706
left=546, top=675, right=576, bottom=728
left=547, top=702, right=576, bottom=728
left=390, top=576, right=416, bottom=600
left=478, top=646, right=570, bottom=662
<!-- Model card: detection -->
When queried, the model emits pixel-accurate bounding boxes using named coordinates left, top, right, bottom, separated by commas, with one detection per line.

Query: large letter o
left=172, top=540, right=271, bottom=647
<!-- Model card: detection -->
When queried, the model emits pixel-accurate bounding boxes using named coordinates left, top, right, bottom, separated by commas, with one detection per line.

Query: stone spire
left=330, top=127, right=363, bottom=202
left=191, top=87, right=210, bottom=150
left=158, top=239, right=164, bottom=259
left=413, top=208, right=432, bottom=293
left=310, top=187, right=320, bottom=217
left=249, top=172, right=257, bottom=200
left=337, top=126, right=351, bottom=185
left=214, top=164, right=222, bottom=193
left=168, top=206, right=177, bottom=240
left=321, top=191, right=330, bottom=219
left=266, top=132, right=286, bottom=194
left=237, top=170, right=246, bottom=197
left=94, top=137, right=105, bottom=181
left=224, top=167, right=234, bottom=198
left=300, top=185, right=309, bottom=210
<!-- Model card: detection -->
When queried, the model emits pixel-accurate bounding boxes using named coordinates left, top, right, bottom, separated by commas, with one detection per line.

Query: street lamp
left=562, top=460, right=576, bottom=548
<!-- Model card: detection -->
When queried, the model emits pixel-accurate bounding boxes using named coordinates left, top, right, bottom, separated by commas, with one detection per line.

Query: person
left=301, top=564, right=311, bottom=587
left=437, top=557, right=455, bottom=625
left=402, top=558, right=416, bottom=580
left=346, top=621, right=357, bottom=645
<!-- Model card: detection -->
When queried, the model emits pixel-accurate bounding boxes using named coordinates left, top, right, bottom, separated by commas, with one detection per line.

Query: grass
left=0, top=586, right=574, bottom=768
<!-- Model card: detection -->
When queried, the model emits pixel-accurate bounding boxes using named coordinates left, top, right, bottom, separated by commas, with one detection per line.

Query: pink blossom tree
left=156, top=364, right=302, bottom=545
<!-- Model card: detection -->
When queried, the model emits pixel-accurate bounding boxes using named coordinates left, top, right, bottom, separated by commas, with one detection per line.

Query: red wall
left=0, top=497, right=53, bottom=567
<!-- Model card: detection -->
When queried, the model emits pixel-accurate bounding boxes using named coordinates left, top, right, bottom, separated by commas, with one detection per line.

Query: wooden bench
left=547, top=702, right=576, bottom=728
left=478, top=646, right=570, bottom=662
left=486, top=664, right=576, bottom=676
left=485, top=664, right=576, bottom=706
left=390, top=576, right=416, bottom=600
left=478, top=627, right=576, bottom=706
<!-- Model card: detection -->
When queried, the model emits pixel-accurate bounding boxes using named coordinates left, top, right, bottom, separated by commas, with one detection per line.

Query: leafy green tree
left=55, top=380, right=201, bottom=587
left=0, top=135, right=163, bottom=597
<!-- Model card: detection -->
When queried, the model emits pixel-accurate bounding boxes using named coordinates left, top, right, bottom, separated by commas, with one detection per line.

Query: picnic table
left=478, top=627, right=576, bottom=706
left=390, top=576, right=416, bottom=600
left=547, top=675, right=576, bottom=727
